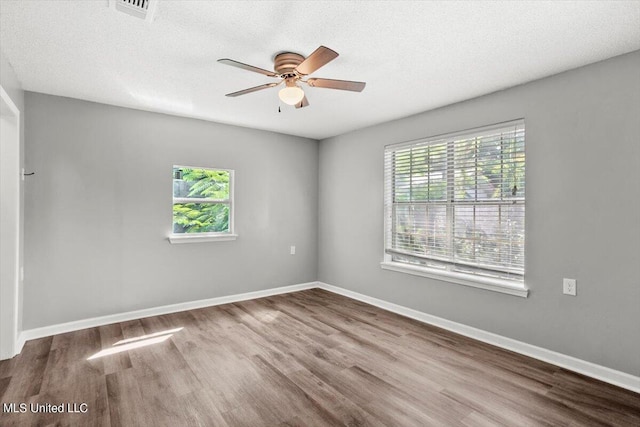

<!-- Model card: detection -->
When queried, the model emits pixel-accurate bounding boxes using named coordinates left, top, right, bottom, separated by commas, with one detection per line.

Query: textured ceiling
left=1, top=1, right=639, bottom=140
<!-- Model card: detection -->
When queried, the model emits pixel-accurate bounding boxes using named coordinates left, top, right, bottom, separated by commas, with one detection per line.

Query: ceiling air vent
left=109, top=0, right=158, bottom=22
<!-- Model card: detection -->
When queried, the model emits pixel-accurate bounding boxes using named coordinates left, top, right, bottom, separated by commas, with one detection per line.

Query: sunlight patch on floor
left=114, top=327, right=184, bottom=346
left=87, top=327, right=184, bottom=360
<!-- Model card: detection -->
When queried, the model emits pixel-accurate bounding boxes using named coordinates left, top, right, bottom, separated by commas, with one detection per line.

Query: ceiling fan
left=218, top=46, right=366, bottom=109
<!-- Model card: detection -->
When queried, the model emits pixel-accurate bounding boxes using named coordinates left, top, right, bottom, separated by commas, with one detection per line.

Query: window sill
left=380, top=261, right=528, bottom=298
left=168, top=233, right=238, bottom=244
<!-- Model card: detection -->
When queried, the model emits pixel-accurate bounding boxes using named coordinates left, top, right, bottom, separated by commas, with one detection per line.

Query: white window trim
left=382, top=119, right=527, bottom=297
left=380, top=260, right=528, bottom=298
left=169, top=233, right=238, bottom=244
left=169, top=165, right=236, bottom=244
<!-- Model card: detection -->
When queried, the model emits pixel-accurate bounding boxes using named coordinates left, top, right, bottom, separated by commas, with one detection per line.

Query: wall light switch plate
left=563, top=278, right=577, bottom=296
left=290, top=246, right=296, bottom=255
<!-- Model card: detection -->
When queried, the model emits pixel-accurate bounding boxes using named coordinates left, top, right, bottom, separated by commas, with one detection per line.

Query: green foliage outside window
left=172, top=167, right=231, bottom=234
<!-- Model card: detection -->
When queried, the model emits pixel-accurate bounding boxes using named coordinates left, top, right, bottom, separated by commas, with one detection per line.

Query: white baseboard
left=18, top=282, right=317, bottom=343
left=15, top=332, right=26, bottom=355
left=0, top=331, right=28, bottom=360
left=16, top=280, right=639, bottom=393
left=316, top=281, right=640, bottom=394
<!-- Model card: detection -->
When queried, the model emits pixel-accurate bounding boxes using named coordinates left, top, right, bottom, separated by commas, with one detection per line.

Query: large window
left=383, top=120, right=526, bottom=295
left=169, top=166, right=236, bottom=243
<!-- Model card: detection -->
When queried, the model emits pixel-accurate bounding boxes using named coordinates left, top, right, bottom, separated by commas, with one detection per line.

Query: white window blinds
left=384, top=120, right=525, bottom=282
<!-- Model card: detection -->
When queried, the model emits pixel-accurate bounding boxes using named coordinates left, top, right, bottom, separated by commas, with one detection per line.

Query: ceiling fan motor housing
left=274, top=53, right=305, bottom=76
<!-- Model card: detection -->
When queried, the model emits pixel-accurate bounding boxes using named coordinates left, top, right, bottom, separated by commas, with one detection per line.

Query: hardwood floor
left=1, top=288, right=638, bottom=426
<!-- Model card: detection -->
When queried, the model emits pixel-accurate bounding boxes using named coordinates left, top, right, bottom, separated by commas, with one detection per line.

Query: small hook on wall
left=21, top=168, right=35, bottom=180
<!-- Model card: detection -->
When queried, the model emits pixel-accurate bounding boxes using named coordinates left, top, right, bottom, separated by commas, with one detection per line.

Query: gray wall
left=318, top=51, right=640, bottom=376
left=1, top=49, right=25, bottom=334
left=24, top=93, right=318, bottom=329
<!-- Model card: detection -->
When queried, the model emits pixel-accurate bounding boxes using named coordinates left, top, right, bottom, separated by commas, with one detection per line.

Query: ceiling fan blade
left=218, top=59, right=277, bottom=77
left=295, top=46, right=338, bottom=76
left=295, top=95, right=309, bottom=109
left=306, top=78, right=366, bottom=92
left=225, top=82, right=279, bottom=97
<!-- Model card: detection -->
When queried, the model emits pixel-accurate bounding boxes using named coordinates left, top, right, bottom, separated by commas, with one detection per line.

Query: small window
left=169, top=166, right=236, bottom=243
left=382, top=120, right=526, bottom=296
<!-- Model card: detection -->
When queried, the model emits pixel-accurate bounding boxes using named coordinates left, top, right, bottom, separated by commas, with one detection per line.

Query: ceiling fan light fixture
left=278, top=85, right=305, bottom=106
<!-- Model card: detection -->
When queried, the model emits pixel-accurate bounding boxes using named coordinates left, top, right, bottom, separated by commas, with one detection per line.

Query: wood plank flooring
left=1, top=289, right=639, bottom=426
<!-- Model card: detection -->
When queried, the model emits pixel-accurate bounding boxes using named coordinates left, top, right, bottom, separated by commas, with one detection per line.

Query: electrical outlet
left=290, top=246, right=296, bottom=255
left=563, top=278, right=577, bottom=296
